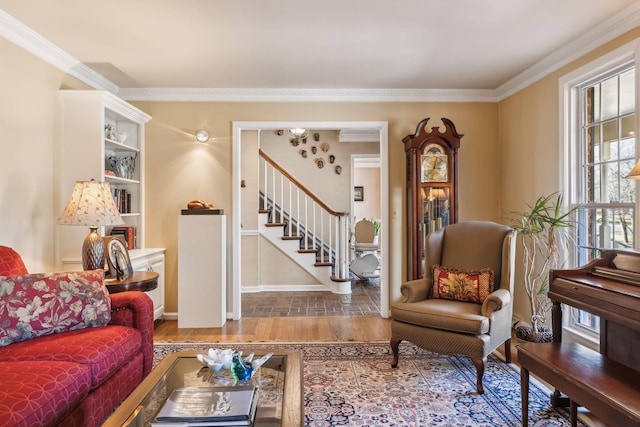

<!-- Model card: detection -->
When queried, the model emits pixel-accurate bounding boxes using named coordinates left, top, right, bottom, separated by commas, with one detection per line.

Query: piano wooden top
left=549, top=249, right=640, bottom=335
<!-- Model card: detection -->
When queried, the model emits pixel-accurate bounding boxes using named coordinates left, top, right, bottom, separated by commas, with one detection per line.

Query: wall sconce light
left=196, top=129, right=210, bottom=143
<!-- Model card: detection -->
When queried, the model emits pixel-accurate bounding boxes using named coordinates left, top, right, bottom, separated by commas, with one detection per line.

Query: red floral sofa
left=0, top=245, right=154, bottom=427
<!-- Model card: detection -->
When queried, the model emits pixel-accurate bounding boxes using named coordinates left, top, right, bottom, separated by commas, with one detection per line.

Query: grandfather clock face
left=421, top=143, right=448, bottom=183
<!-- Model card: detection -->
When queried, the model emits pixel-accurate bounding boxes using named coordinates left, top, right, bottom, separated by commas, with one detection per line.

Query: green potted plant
left=370, top=217, right=381, bottom=244
left=511, top=193, right=579, bottom=342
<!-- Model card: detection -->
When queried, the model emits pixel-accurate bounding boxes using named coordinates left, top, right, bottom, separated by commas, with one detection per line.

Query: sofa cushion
left=391, top=298, right=489, bottom=335
left=61, top=353, right=144, bottom=427
left=0, top=270, right=111, bottom=347
left=0, top=325, right=142, bottom=389
left=0, top=361, right=91, bottom=427
left=0, top=246, right=28, bottom=276
left=432, top=265, right=494, bottom=304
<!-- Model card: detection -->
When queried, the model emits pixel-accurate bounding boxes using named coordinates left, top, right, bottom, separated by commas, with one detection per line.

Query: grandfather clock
left=403, top=117, right=463, bottom=280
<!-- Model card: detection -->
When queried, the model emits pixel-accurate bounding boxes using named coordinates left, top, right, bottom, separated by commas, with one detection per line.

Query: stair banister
left=259, top=149, right=351, bottom=283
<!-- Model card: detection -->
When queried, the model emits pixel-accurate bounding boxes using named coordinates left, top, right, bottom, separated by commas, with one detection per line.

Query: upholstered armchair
left=390, top=221, right=516, bottom=394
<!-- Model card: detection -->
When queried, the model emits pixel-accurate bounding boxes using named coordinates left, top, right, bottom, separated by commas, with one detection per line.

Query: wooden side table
left=105, top=271, right=159, bottom=294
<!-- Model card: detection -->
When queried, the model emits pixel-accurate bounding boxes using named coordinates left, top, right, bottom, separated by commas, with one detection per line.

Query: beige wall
left=8, top=27, right=637, bottom=321
left=0, top=37, right=90, bottom=272
left=137, top=102, right=500, bottom=313
left=354, top=167, right=381, bottom=222
left=499, top=28, right=640, bottom=324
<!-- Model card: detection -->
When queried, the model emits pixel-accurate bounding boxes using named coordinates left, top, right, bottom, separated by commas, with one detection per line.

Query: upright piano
left=550, top=249, right=640, bottom=371
left=517, top=249, right=640, bottom=425
left=549, top=248, right=640, bottom=410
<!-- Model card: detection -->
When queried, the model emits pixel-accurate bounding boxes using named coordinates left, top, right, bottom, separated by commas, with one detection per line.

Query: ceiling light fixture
left=196, top=129, right=210, bottom=143
left=287, top=128, right=308, bottom=146
left=288, top=128, right=308, bottom=139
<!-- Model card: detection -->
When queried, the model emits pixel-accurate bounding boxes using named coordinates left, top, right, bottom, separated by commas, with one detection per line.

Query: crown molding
left=0, top=9, right=119, bottom=94
left=3, top=4, right=640, bottom=103
left=116, top=87, right=497, bottom=103
left=495, top=1, right=640, bottom=101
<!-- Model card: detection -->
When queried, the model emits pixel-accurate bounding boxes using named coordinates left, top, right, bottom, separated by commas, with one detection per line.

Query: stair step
left=314, top=262, right=333, bottom=267
left=282, top=236, right=303, bottom=241
left=265, top=222, right=285, bottom=227
left=259, top=209, right=269, bottom=214
left=298, top=249, right=317, bottom=254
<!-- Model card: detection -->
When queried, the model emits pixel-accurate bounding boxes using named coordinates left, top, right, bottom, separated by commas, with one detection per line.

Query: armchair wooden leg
left=390, top=338, right=402, bottom=368
left=504, top=338, right=512, bottom=363
left=471, top=357, right=487, bottom=394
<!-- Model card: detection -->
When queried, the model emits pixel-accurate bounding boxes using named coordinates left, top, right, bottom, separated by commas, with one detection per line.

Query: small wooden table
left=105, top=271, right=159, bottom=294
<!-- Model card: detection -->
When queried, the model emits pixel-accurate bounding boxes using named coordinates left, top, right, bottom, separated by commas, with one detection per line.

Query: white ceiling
left=1, top=0, right=639, bottom=101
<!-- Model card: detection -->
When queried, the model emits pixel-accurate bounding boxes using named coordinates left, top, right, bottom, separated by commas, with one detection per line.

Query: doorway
left=231, top=121, right=389, bottom=320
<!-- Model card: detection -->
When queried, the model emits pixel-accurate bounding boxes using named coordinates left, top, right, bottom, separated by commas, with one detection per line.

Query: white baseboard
left=242, top=284, right=330, bottom=293
left=162, top=312, right=178, bottom=320
left=162, top=311, right=235, bottom=321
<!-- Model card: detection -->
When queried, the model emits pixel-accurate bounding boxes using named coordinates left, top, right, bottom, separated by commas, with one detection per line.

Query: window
left=561, top=43, right=637, bottom=346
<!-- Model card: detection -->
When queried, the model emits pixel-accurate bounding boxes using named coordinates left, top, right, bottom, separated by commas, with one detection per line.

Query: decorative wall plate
left=300, top=149, right=307, bottom=158
left=321, top=143, right=330, bottom=152
left=335, top=165, right=342, bottom=175
left=315, top=157, right=325, bottom=168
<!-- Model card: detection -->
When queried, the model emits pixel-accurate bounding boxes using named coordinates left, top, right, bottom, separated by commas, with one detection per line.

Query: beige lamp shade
left=57, top=180, right=124, bottom=227
left=57, top=180, right=124, bottom=270
left=626, top=159, right=640, bottom=179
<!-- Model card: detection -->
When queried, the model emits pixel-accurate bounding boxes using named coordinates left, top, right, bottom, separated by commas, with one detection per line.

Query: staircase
left=259, top=150, right=351, bottom=294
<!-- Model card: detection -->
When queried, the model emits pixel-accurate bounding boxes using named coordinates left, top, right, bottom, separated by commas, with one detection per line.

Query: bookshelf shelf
left=58, top=90, right=164, bottom=321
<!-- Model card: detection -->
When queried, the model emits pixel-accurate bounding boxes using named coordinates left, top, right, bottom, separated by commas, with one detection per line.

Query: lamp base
left=82, top=227, right=105, bottom=271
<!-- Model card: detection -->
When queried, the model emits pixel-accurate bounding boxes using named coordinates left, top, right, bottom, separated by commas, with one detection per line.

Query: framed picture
left=354, top=186, right=364, bottom=202
left=107, top=237, right=133, bottom=280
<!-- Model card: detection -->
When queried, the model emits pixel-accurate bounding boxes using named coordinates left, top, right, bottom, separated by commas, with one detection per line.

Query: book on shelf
left=112, top=188, right=131, bottom=214
left=151, top=385, right=258, bottom=426
left=110, top=226, right=135, bottom=249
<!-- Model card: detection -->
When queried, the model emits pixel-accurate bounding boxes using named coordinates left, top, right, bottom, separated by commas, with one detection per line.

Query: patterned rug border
left=153, top=341, right=584, bottom=426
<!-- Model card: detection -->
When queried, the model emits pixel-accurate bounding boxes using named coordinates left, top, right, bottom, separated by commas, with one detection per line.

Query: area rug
left=154, top=341, right=583, bottom=426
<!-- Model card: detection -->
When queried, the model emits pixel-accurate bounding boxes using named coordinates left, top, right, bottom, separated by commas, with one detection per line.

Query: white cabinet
left=130, top=249, right=166, bottom=321
left=178, top=215, right=226, bottom=328
left=58, top=91, right=164, bottom=321
left=57, top=90, right=151, bottom=268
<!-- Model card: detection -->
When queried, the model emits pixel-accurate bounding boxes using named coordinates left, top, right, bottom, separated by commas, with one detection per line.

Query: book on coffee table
left=152, top=385, right=258, bottom=426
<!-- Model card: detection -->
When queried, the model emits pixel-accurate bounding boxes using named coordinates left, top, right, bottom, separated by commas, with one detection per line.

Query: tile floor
left=241, top=276, right=381, bottom=317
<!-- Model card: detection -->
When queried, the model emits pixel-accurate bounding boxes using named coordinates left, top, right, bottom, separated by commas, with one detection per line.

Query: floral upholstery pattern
left=0, top=246, right=154, bottom=427
left=0, top=270, right=111, bottom=347
left=432, top=265, right=494, bottom=304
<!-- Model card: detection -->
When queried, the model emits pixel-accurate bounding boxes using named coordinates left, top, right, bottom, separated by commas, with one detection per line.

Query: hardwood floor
left=153, top=316, right=392, bottom=343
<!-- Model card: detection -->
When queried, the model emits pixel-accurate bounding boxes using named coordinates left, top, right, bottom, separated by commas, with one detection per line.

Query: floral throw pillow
left=432, top=265, right=494, bottom=304
left=0, top=270, right=111, bottom=347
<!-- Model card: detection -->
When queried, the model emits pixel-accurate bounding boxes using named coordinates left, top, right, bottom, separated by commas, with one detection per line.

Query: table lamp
left=57, top=180, right=124, bottom=270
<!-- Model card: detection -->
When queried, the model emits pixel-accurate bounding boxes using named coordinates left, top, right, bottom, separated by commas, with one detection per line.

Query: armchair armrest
left=109, top=291, right=154, bottom=377
left=399, top=278, right=431, bottom=303
left=481, top=288, right=511, bottom=317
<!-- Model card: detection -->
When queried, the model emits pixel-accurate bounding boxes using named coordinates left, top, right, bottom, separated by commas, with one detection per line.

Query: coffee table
left=102, top=349, right=303, bottom=427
